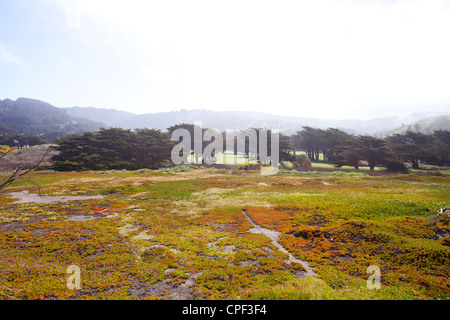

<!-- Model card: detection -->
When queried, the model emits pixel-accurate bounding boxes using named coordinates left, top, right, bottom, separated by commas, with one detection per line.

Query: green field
left=0, top=168, right=449, bottom=300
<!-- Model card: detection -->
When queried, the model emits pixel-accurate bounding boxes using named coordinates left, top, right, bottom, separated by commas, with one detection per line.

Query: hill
left=64, top=107, right=423, bottom=135
left=0, top=98, right=105, bottom=136
left=382, top=115, right=450, bottom=137
left=65, top=106, right=135, bottom=127
left=2, top=98, right=448, bottom=137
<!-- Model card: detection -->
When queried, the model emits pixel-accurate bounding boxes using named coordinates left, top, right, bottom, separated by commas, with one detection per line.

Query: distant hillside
left=0, top=98, right=105, bottom=135
left=382, top=115, right=450, bottom=137
left=2, top=98, right=448, bottom=137
left=117, top=110, right=433, bottom=135
left=65, top=106, right=135, bottom=127
left=70, top=107, right=419, bottom=135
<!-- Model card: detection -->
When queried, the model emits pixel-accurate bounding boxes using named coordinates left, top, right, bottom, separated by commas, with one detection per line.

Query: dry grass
left=0, top=146, right=58, bottom=171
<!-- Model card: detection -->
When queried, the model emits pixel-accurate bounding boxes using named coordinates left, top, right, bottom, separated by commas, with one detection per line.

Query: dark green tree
left=357, top=136, right=391, bottom=171
left=135, top=128, right=174, bottom=168
left=52, top=128, right=174, bottom=171
left=385, top=131, right=449, bottom=169
left=336, top=135, right=389, bottom=170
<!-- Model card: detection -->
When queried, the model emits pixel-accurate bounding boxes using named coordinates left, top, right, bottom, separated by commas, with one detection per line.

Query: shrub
left=292, top=154, right=312, bottom=168
left=276, top=169, right=300, bottom=174
left=280, top=161, right=293, bottom=169
left=238, top=164, right=261, bottom=170
left=173, top=165, right=192, bottom=172
left=383, top=160, right=409, bottom=174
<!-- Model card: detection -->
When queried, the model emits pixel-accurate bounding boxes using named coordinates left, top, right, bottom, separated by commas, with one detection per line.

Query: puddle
left=242, top=209, right=316, bottom=278
left=5, top=190, right=105, bottom=204
left=66, top=215, right=97, bottom=222
left=65, top=212, right=119, bottom=222
left=239, top=259, right=260, bottom=267
left=129, top=277, right=196, bottom=300
left=434, top=228, right=450, bottom=239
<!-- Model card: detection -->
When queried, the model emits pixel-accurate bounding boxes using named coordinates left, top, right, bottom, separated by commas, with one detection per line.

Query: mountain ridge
left=65, top=106, right=449, bottom=136
left=0, top=98, right=105, bottom=136
left=381, top=115, right=450, bottom=136
left=0, top=97, right=448, bottom=137
left=65, top=106, right=135, bottom=127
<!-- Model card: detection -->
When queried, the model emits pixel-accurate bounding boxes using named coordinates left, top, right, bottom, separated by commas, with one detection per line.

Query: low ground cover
left=0, top=168, right=448, bottom=299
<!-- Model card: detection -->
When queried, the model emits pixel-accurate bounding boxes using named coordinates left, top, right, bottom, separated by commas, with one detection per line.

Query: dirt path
left=241, top=209, right=316, bottom=278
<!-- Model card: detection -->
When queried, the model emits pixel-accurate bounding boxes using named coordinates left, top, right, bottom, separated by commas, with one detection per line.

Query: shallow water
left=5, top=190, right=105, bottom=204
left=242, top=209, right=316, bottom=278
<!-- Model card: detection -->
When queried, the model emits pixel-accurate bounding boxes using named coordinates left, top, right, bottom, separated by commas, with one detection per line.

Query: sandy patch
left=65, top=212, right=119, bottom=222
left=60, top=169, right=230, bottom=186
left=192, top=188, right=234, bottom=196
left=132, top=231, right=153, bottom=240
left=207, top=237, right=237, bottom=254
left=4, top=190, right=105, bottom=204
left=119, top=223, right=139, bottom=236
left=172, top=194, right=272, bottom=216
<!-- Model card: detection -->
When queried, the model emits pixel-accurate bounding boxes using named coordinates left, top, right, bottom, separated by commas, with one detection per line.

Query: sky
left=1, top=0, right=450, bottom=120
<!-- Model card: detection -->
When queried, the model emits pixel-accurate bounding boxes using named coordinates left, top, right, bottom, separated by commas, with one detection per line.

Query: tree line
left=21, top=125, right=449, bottom=172
left=0, top=133, right=49, bottom=148
left=290, top=127, right=450, bottom=171
left=51, top=128, right=173, bottom=171
left=167, top=124, right=292, bottom=165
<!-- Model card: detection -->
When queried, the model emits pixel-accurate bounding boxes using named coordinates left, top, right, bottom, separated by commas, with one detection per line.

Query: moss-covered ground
left=0, top=168, right=448, bottom=300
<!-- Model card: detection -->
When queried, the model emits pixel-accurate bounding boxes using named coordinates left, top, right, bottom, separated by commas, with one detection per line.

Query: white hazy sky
left=1, top=0, right=450, bottom=119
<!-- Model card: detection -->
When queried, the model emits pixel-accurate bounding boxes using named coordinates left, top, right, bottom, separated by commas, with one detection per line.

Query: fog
left=1, top=0, right=450, bottom=119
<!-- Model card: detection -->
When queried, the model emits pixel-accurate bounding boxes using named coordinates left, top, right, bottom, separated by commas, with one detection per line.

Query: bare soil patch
left=4, top=190, right=105, bottom=204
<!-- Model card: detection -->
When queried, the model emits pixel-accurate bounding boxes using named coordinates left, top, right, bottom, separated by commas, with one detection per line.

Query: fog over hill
left=0, top=97, right=448, bottom=137
left=65, top=106, right=135, bottom=127
left=66, top=106, right=449, bottom=136
left=380, top=115, right=450, bottom=137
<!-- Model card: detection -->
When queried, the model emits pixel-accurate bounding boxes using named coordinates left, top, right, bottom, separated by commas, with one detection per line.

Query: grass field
left=0, top=168, right=449, bottom=300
